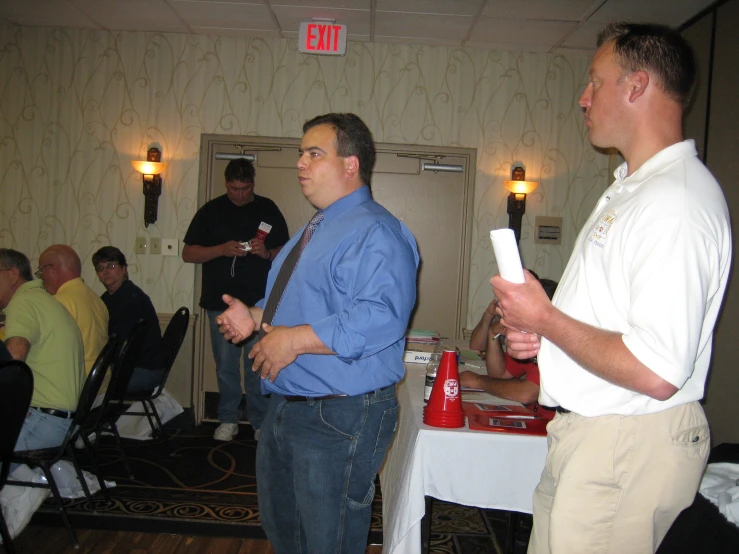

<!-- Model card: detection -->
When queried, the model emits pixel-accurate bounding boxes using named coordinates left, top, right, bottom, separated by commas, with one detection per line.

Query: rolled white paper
left=490, top=229, right=525, bottom=283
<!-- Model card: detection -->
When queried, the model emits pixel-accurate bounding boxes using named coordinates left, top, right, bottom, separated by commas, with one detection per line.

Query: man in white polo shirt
left=491, top=23, right=731, bottom=554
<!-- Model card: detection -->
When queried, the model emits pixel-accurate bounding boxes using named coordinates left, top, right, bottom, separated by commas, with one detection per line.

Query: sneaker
left=213, top=423, right=239, bottom=441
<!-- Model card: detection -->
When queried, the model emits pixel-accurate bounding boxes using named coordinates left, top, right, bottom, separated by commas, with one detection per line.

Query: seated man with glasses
left=0, top=248, right=85, bottom=450
left=92, top=246, right=164, bottom=392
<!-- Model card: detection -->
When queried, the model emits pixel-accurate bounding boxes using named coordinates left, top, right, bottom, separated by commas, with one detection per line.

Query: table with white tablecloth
left=379, top=361, right=549, bottom=554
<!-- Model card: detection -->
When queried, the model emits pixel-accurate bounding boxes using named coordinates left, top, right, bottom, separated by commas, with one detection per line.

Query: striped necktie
left=258, top=210, right=324, bottom=337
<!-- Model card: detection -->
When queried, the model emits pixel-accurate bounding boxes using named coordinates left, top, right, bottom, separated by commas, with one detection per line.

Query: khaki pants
left=528, top=402, right=710, bottom=554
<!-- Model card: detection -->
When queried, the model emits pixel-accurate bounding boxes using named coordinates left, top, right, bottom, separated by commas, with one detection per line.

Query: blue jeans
left=127, top=367, right=165, bottom=392
left=207, top=310, right=269, bottom=428
left=15, top=408, right=72, bottom=451
left=257, top=385, right=399, bottom=554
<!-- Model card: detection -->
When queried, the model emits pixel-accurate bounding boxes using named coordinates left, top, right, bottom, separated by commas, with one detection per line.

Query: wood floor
left=10, top=525, right=385, bottom=553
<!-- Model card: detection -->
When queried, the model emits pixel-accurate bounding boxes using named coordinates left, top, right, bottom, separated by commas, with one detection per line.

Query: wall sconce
left=131, top=147, right=167, bottom=228
left=504, top=165, right=539, bottom=243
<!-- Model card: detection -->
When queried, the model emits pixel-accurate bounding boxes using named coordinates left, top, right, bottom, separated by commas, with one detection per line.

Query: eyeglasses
left=34, top=264, right=53, bottom=279
left=95, top=262, right=119, bottom=273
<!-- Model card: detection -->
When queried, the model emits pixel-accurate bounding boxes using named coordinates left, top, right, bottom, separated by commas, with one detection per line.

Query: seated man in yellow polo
left=0, top=248, right=85, bottom=450
left=37, top=244, right=109, bottom=374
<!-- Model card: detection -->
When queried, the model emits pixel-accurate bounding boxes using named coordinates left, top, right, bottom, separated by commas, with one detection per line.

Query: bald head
left=39, top=244, right=82, bottom=294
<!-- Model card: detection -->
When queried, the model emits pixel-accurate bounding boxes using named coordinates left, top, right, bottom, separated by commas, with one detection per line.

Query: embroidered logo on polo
left=588, top=210, right=616, bottom=249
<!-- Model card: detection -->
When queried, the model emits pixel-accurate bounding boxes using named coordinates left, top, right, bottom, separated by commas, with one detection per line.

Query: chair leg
left=140, top=400, right=160, bottom=438
left=144, top=400, right=165, bottom=437
left=81, top=434, right=111, bottom=504
left=36, top=464, right=79, bottom=549
left=0, top=508, right=16, bottom=554
left=66, top=444, right=98, bottom=512
left=106, top=419, right=134, bottom=479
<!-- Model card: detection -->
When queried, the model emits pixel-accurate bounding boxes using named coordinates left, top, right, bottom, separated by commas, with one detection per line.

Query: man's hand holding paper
left=491, top=271, right=551, bottom=360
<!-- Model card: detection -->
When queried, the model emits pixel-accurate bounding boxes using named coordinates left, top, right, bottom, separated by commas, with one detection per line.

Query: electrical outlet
left=150, top=237, right=161, bottom=255
left=162, top=238, right=179, bottom=256
left=135, top=237, right=147, bottom=254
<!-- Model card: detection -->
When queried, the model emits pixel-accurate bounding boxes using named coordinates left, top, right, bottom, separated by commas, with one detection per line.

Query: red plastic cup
left=423, top=350, right=464, bottom=428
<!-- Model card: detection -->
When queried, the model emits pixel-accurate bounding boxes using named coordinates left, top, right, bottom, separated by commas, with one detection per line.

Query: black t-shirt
left=102, top=280, right=164, bottom=370
left=183, top=194, right=290, bottom=310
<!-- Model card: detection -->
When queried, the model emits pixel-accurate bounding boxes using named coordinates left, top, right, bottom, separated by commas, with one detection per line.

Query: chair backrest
left=120, top=307, right=189, bottom=401
left=159, top=306, right=190, bottom=376
left=0, top=360, right=34, bottom=486
left=73, top=335, right=118, bottom=432
left=107, top=319, right=148, bottom=402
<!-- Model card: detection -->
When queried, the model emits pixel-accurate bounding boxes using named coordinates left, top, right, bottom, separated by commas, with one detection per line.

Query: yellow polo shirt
left=55, top=277, right=109, bottom=374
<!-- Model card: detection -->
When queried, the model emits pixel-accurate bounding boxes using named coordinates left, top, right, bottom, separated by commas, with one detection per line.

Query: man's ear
left=628, top=71, right=649, bottom=103
left=9, top=266, right=20, bottom=285
left=344, top=155, right=360, bottom=179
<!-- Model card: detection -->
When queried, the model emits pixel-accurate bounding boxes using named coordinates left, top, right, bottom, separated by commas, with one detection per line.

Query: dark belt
left=37, top=407, right=76, bottom=419
left=555, top=406, right=570, bottom=414
left=284, top=393, right=348, bottom=402
left=284, top=384, right=394, bottom=403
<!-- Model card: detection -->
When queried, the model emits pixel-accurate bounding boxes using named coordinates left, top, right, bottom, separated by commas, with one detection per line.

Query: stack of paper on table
left=404, top=329, right=440, bottom=363
left=405, top=329, right=440, bottom=344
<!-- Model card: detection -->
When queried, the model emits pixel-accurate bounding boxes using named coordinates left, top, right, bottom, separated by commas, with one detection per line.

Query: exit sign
left=298, top=21, right=347, bottom=56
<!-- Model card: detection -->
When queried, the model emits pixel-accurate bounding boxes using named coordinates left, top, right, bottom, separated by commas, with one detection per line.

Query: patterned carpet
left=426, top=502, right=529, bottom=554
left=31, top=410, right=528, bottom=553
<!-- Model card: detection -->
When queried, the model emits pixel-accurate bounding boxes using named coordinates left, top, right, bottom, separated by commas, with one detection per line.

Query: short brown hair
left=597, top=22, right=696, bottom=108
left=92, top=246, right=127, bottom=268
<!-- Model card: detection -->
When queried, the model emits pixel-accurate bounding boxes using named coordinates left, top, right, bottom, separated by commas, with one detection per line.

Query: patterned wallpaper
left=0, top=26, right=608, bottom=330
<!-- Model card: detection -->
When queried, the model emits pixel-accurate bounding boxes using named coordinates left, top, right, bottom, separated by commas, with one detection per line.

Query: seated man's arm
left=469, top=300, right=497, bottom=352
left=6, top=336, right=31, bottom=362
left=459, top=370, right=540, bottom=404
left=484, top=321, right=511, bottom=379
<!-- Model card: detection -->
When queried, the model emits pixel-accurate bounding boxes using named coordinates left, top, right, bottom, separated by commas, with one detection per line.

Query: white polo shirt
left=538, top=140, right=732, bottom=416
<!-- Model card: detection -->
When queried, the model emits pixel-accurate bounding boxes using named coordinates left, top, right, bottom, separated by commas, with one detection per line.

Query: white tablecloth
left=379, top=362, right=548, bottom=554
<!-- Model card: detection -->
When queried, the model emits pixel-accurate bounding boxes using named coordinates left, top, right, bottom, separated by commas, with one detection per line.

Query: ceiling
left=0, top=0, right=716, bottom=55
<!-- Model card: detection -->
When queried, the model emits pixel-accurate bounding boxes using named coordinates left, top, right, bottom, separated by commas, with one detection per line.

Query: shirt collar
left=20, top=279, right=43, bottom=292
left=612, top=139, right=697, bottom=193
left=9, top=279, right=43, bottom=305
left=321, top=186, right=372, bottom=224
left=57, top=277, right=83, bottom=293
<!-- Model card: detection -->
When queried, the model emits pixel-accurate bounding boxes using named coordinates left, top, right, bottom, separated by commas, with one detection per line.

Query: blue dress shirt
left=256, top=186, right=419, bottom=396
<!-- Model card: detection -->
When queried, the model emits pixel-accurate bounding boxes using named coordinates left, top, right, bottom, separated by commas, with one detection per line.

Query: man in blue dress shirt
left=216, top=113, right=420, bottom=553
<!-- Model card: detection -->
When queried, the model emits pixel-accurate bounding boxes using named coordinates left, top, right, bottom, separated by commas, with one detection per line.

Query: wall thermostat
left=534, top=216, right=563, bottom=245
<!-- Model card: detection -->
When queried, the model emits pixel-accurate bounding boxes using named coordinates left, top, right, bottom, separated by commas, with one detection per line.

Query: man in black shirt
left=183, top=159, right=289, bottom=441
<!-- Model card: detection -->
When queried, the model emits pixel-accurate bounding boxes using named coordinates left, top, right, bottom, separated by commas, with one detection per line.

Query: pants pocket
left=347, top=480, right=375, bottom=510
left=373, top=404, right=399, bottom=455
left=672, top=424, right=710, bottom=460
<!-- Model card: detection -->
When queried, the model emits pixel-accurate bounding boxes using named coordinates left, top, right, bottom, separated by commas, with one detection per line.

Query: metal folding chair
left=0, top=360, right=34, bottom=554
